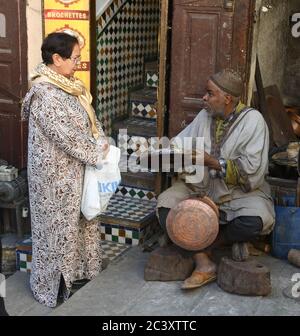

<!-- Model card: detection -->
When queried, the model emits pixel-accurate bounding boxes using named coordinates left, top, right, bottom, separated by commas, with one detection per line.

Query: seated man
left=157, top=69, right=275, bottom=289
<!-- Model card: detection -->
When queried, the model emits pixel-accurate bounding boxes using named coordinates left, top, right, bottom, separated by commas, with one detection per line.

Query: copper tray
left=137, top=148, right=196, bottom=173
left=166, top=198, right=219, bottom=251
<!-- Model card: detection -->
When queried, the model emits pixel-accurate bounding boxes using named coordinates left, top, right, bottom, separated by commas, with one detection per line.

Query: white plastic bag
left=81, top=145, right=121, bottom=220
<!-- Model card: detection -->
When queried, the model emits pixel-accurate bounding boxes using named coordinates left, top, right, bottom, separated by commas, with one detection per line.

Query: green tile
left=132, top=231, right=139, bottom=239
left=112, top=235, right=119, bottom=242
left=19, top=261, right=27, bottom=268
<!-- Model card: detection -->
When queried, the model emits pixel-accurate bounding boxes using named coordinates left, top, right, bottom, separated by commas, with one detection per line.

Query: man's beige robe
left=158, top=108, right=275, bottom=235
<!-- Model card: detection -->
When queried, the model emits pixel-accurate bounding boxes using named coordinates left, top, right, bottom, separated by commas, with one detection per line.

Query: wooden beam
left=157, top=0, right=169, bottom=139
left=255, top=56, right=274, bottom=147
left=90, top=0, right=97, bottom=109
left=155, top=0, right=170, bottom=195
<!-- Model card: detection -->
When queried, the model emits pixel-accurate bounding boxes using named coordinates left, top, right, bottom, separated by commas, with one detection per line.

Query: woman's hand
left=102, top=143, right=110, bottom=159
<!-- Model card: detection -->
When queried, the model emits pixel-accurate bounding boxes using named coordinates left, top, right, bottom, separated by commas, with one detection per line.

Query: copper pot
left=166, top=197, right=219, bottom=251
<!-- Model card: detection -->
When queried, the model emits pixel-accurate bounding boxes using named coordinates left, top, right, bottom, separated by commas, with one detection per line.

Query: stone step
left=115, top=117, right=157, bottom=160
left=113, top=116, right=157, bottom=138
left=145, top=61, right=159, bottom=88
left=116, top=185, right=156, bottom=201
left=120, top=171, right=156, bottom=191
left=118, top=154, right=156, bottom=191
left=113, top=115, right=157, bottom=192
left=99, top=194, right=157, bottom=246
left=129, top=87, right=157, bottom=119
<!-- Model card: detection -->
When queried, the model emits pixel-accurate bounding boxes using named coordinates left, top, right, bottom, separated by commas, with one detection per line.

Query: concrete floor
left=3, top=246, right=300, bottom=316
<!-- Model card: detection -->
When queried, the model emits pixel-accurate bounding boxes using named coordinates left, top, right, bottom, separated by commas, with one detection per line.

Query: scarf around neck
left=29, top=63, right=100, bottom=139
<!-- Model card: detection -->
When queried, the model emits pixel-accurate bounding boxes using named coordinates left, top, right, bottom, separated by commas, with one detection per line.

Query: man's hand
left=204, top=152, right=222, bottom=170
left=192, top=151, right=222, bottom=171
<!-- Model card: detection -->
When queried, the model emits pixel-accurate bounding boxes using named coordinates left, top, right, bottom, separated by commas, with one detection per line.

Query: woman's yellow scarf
left=31, top=63, right=100, bottom=139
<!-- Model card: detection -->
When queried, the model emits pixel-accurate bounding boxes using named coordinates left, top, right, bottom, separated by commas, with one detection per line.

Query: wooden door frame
left=157, top=0, right=170, bottom=139
left=19, top=0, right=29, bottom=169
left=19, top=1, right=29, bottom=100
left=155, top=0, right=171, bottom=194
left=0, top=1, right=28, bottom=168
left=246, top=0, right=262, bottom=105
left=239, top=0, right=257, bottom=104
left=90, top=0, right=97, bottom=109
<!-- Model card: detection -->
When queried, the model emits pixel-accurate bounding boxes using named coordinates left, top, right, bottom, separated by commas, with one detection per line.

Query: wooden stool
left=217, top=257, right=271, bottom=296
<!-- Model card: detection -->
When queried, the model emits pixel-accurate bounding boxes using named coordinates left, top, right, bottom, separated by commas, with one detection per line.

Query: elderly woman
left=22, top=32, right=108, bottom=307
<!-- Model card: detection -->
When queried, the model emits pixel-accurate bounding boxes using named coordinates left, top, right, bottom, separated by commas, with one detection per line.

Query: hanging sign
left=43, top=0, right=91, bottom=90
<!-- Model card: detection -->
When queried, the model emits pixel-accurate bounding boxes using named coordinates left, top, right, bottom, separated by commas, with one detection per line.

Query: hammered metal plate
left=166, top=199, right=219, bottom=251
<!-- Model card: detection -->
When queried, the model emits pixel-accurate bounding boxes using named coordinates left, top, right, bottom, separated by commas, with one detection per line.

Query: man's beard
left=204, top=103, right=225, bottom=118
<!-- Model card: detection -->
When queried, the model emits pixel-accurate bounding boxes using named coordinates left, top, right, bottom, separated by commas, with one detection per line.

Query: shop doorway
left=0, top=1, right=28, bottom=169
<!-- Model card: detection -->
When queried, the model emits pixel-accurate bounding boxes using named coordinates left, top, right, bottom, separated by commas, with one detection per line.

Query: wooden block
left=144, top=245, right=194, bottom=281
left=217, top=257, right=271, bottom=296
left=288, top=249, right=300, bottom=268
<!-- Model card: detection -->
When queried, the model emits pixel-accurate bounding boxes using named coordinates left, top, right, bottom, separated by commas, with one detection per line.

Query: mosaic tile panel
left=16, top=250, right=32, bottom=273
left=116, top=116, right=157, bottom=130
left=100, top=220, right=156, bottom=246
left=131, top=101, right=157, bottom=119
left=101, top=223, right=140, bottom=245
left=118, top=133, right=157, bottom=157
left=116, top=185, right=156, bottom=201
left=15, top=236, right=32, bottom=272
left=99, top=194, right=157, bottom=223
left=146, top=72, right=159, bottom=88
left=96, top=0, right=160, bottom=135
left=130, top=87, right=157, bottom=119
left=97, top=0, right=127, bottom=33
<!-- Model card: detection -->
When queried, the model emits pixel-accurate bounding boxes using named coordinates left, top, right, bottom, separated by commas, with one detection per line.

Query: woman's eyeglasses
left=68, top=56, right=81, bottom=64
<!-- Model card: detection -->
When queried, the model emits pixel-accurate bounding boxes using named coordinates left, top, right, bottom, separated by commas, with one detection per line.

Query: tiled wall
left=96, top=0, right=160, bottom=135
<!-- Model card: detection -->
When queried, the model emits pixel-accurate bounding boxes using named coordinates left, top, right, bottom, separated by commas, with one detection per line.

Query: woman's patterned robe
left=22, top=82, right=104, bottom=307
